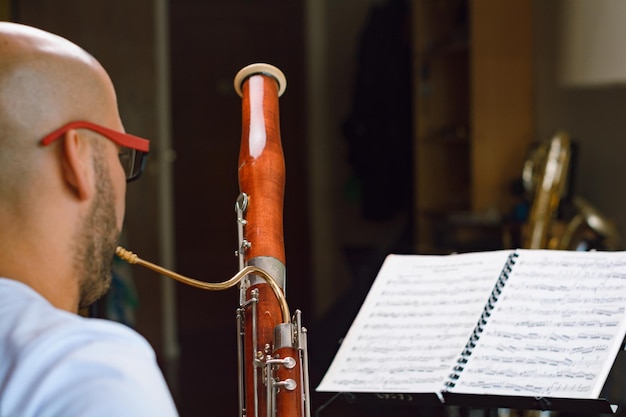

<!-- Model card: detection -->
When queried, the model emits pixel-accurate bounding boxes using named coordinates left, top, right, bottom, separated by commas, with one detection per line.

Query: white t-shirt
left=0, top=278, right=179, bottom=417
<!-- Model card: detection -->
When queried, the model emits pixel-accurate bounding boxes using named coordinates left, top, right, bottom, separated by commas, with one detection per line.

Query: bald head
left=0, top=22, right=121, bottom=143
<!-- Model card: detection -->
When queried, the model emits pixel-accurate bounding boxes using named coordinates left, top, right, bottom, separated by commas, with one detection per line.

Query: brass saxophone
left=522, top=132, right=620, bottom=250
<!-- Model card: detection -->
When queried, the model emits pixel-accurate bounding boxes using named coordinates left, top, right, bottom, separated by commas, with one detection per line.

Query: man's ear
left=60, top=129, right=94, bottom=201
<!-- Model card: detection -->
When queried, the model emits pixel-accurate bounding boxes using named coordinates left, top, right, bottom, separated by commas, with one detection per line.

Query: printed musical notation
left=449, top=250, right=626, bottom=399
left=317, top=250, right=512, bottom=393
left=317, top=249, right=626, bottom=405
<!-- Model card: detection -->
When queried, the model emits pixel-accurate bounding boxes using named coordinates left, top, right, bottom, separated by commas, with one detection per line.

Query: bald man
left=0, top=22, right=178, bottom=416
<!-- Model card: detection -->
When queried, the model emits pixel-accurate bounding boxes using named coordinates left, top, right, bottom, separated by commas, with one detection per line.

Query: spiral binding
left=443, top=250, right=520, bottom=389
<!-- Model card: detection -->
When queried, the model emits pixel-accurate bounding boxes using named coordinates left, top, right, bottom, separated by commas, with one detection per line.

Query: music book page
left=316, top=250, right=513, bottom=394
left=448, top=249, right=626, bottom=399
left=317, top=249, right=626, bottom=405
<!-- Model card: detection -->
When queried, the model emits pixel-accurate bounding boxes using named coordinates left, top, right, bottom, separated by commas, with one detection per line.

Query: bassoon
left=116, top=63, right=311, bottom=417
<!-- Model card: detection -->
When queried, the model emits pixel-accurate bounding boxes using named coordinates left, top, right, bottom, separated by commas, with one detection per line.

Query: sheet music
left=316, top=250, right=513, bottom=393
left=448, top=249, right=626, bottom=399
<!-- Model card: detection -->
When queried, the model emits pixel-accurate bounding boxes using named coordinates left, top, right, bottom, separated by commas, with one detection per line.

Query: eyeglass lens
left=119, top=148, right=147, bottom=182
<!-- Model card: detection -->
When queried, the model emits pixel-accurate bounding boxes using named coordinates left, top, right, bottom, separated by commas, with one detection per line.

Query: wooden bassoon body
left=234, top=63, right=310, bottom=417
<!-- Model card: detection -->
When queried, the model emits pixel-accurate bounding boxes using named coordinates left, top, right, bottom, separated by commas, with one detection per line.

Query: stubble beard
left=75, top=151, right=120, bottom=309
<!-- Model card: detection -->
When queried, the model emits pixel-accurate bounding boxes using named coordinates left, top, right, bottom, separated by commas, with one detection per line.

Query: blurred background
left=6, top=0, right=626, bottom=415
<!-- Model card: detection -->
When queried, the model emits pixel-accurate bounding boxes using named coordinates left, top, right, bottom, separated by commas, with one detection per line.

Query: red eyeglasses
left=41, top=120, right=150, bottom=182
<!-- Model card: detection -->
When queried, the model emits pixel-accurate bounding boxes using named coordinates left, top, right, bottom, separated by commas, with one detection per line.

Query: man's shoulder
left=0, top=277, right=152, bottom=359
left=0, top=278, right=178, bottom=417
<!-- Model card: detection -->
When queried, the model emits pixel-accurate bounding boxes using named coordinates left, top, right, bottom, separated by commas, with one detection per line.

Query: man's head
left=0, top=22, right=146, bottom=311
